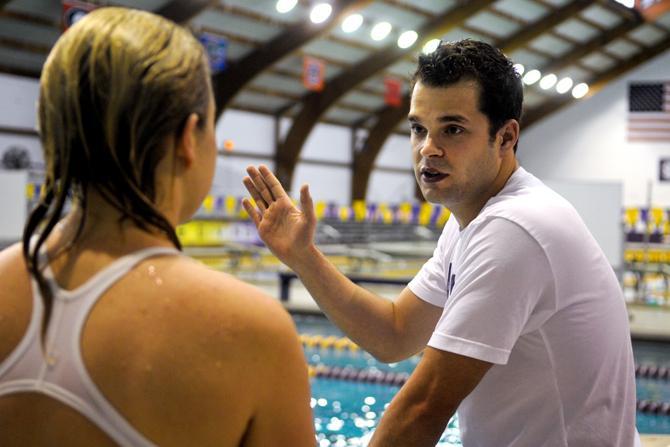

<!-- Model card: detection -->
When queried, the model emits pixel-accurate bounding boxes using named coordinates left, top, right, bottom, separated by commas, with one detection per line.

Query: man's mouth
left=420, top=167, right=449, bottom=183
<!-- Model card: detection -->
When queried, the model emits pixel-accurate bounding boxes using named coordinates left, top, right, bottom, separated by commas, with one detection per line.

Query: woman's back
left=0, top=228, right=314, bottom=446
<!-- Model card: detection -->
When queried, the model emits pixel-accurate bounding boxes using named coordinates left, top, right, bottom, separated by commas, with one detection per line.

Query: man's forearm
left=368, top=377, right=455, bottom=447
left=289, top=245, right=403, bottom=361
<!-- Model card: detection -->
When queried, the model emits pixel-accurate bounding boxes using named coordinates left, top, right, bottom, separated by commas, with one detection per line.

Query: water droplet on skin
left=148, top=265, right=156, bottom=276
left=155, top=278, right=163, bottom=286
left=46, top=353, right=58, bottom=367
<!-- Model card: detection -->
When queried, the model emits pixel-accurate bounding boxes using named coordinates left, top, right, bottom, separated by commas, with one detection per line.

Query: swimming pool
left=295, top=313, right=670, bottom=446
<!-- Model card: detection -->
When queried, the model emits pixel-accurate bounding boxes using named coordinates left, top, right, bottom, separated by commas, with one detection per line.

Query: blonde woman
left=0, top=7, right=314, bottom=447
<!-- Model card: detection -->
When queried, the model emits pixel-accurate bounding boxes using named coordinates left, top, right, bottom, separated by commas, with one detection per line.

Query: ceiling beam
left=348, top=0, right=592, bottom=201
left=155, top=0, right=216, bottom=23
left=351, top=95, right=410, bottom=200
left=0, top=3, right=212, bottom=78
left=496, top=0, right=592, bottom=54
left=525, top=17, right=643, bottom=101
left=597, top=0, right=642, bottom=22
left=0, top=36, right=51, bottom=55
left=523, top=33, right=670, bottom=128
left=0, top=9, right=59, bottom=28
left=0, top=63, right=40, bottom=78
left=244, top=83, right=377, bottom=115
left=212, top=0, right=365, bottom=118
left=275, top=0, right=495, bottom=189
left=539, top=17, right=642, bottom=75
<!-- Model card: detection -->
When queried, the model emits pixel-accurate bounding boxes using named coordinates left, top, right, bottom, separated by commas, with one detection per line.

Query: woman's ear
left=175, top=113, right=200, bottom=168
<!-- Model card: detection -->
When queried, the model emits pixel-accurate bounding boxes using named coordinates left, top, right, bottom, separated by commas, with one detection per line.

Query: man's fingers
left=300, top=184, right=316, bottom=225
left=258, top=165, right=288, bottom=201
left=242, top=198, right=262, bottom=227
left=246, top=166, right=275, bottom=205
left=242, top=176, right=268, bottom=213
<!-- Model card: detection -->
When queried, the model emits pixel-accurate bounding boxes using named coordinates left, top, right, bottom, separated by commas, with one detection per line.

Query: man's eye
left=445, top=126, right=463, bottom=135
left=410, top=125, right=425, bottom=135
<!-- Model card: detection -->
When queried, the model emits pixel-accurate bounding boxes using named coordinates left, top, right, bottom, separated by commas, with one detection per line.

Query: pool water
left=295, top=314, right=670, bottom=445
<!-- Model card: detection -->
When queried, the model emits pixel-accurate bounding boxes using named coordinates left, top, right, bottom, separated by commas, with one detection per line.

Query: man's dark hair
left=412, top=39, right=523, bottom=152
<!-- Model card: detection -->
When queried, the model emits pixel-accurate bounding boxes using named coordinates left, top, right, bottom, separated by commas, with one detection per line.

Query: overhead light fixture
left=275, top=0, right=297, bottom=14
left=341, top=13, right=363, bottom=33
left=310, top=3, right=332, bottom=24
left=422, top=38, right=440, bottom=54
left=539, top=73, right=557, bottom=90
left=614, top=0, right=635, bottom=7
left=513, top=63, right=525, bottom=76
left=522, top=69, right=541, bottom=85
left=556, top=77, right=573, bottom=94
left=370, top=21, right=392, bottom=41
left=572, top=83, right=589, bottom=99
left=397, top=30, right=418, bottom=49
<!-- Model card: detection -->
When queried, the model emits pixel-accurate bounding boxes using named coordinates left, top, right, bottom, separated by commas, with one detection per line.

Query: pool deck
left=642, top=435, right=670, bottom=446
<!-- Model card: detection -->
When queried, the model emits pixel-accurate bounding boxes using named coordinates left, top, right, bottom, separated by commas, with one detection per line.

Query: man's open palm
left=242, top=165, right=317, bottom=265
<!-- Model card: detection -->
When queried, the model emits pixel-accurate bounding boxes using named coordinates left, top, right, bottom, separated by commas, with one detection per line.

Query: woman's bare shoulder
left=0, top=243, right=32, bottom=361
left=0, top=242, right=27, bottom=277
left=140, top=255, right=298, bottom=349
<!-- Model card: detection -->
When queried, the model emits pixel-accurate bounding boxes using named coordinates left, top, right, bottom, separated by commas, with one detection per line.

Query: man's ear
left=498, top=119, right=519, bottom=153
left=176, top=113, right=200, bottom=168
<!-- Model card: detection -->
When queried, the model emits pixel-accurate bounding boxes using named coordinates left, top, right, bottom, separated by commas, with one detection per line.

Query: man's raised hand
left=242, top=165, right=317, bottom=266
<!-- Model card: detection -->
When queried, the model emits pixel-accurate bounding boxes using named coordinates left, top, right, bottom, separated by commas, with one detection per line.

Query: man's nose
left=420, top=135, right=443, bottom=158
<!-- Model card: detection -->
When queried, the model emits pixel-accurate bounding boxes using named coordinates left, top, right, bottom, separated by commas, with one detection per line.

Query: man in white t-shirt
left=242, top=39, right=639, bottom=446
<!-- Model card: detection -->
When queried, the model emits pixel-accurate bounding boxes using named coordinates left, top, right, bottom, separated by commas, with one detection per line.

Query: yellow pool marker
left=300, top=334, right=360, bottom=352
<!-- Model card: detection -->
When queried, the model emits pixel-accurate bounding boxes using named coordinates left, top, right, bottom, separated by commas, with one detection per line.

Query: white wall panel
left=520, top=49, right=670, bottom=207
left=292, top=163, right=350, bottom=204
left=213, top=155, right=274, bottom=198
left=367, top=170, right=416, bottom=203
left=216, top=109, right=274, bottom=155
left=0, top=73, right=38, bottom=130
left=376, top=134, right=411, bottom=169
left=301, top=122, right=352, bottom=163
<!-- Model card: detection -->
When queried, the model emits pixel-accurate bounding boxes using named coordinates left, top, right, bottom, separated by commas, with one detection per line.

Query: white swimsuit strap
left=39, top=246, right=180, bottom=300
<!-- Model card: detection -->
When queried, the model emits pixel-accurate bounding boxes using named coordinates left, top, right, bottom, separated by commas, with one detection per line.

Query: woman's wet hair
left=23, top=7, right=211, bottom=343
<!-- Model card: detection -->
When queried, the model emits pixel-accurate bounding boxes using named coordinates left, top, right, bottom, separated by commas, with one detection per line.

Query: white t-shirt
left=409, top=167, right=639, bottom=447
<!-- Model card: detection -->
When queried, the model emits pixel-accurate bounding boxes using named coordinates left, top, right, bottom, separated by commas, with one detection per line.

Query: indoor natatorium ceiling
left=1, top=0, right=669, bottom=182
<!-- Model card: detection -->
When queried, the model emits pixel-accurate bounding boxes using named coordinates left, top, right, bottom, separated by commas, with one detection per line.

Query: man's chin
left=420, top=189, right=443, bottom=204
left=420, top=187, right=455, bottom=207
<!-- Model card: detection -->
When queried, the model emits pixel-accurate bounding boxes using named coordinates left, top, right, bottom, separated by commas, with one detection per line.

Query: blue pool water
left=295, top=314, right=670, bottom=445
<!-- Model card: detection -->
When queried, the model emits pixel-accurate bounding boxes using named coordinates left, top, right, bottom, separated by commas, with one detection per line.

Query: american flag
left=628, top=82, right=670, bottom=142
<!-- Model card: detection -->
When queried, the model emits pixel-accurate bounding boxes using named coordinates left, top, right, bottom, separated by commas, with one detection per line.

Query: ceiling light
left=422, top=38, right=440, bottom=54
left=539, top=73, right=557, bottom=90
left=522, top=69, right=541, bottom=85
left=275, top=0, right=297, bottom=14
left=341, top=13, right=363, bottom=33
left=556, top=77, right=573, bottom=94
left=572, top=83, right=589, bottom=99
left=397, top=30, right=418, bottom=49
left=370, top=22, right=392, bottom=41
left=614, top=0, right=635, bottom=7
left=310, top=3, right=332, bottom=24
left=513, top=63, right=525, bottom=76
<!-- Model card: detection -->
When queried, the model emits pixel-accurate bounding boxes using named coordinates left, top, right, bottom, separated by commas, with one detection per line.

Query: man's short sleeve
left=428, top=217, right=555, bottom=365
left=408, top=217, right=457, bottom=307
